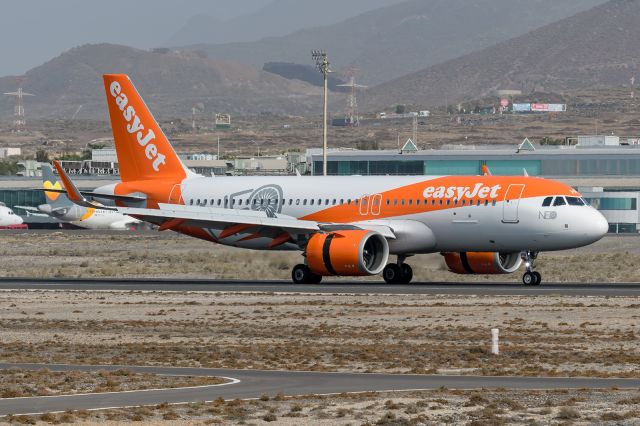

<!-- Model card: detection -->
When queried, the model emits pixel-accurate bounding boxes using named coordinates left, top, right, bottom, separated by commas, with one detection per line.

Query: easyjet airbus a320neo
left=53, top=74, right=608, bottom=285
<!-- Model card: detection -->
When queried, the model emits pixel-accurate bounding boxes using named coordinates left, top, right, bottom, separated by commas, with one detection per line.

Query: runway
left=1, top=363, right=639, bottom=416
left=1, top=278, right=640, bottom=296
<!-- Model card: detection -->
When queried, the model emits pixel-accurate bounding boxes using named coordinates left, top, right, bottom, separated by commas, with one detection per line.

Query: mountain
left=191, top=0, right=608, bottom=86
left=166, top=0, right=406, bottom=46
left=363, top=0, right=640, bottom=111
left=0, top=44, right=321, bottom=120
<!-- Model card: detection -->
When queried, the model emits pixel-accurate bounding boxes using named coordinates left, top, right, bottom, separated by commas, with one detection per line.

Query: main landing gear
left=383, top=256, right=413, bottom=284
left=292, top=264, right=322, bottom=284
left=521, top=251, right=541, bottom=286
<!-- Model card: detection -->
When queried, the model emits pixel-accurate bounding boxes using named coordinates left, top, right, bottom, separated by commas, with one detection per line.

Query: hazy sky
left=0, top=0, right=274, bottom=76
left=0, top=0, right=403, bottom=76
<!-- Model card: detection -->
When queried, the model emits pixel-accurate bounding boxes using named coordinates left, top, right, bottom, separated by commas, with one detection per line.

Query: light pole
left=250, top=140, right=261, bottom=157
left=312, top=49, right=331, bottom=176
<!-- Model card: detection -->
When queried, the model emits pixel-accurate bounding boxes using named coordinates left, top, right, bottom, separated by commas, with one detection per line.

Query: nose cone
left=589, top=209, right=609, bottom=242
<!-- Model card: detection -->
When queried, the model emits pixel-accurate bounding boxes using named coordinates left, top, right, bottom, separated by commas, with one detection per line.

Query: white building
left=0, top=148, right=21, bottom=159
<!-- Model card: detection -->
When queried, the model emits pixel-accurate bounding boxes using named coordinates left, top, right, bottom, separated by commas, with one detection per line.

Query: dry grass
left=0, top=368, right=225, bottom=398
left=0, top=290, right=638, bottom=377
left=2, top=389, right=639, bottom=425
left=0, top=232, right=639, bottom=283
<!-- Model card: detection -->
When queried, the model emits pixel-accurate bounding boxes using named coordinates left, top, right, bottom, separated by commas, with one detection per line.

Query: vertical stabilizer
left=103, top=74, right=190, bottom=182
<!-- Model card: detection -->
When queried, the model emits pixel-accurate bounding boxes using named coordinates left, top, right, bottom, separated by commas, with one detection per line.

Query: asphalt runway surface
left=1, top=278, right=640, bottom=296
left=1, top=363, right=639, bottom=416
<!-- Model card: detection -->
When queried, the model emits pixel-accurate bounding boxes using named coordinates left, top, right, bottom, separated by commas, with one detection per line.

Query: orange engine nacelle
left=307, top=230, right=389, bottom=277
left=443, top=252, right=522, bottom=275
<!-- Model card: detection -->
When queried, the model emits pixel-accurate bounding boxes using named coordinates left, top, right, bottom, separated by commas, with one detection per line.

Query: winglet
left=52, top=161, right=116, bottom=210
left=481, top=165, right=492, bottom=176
left=523, top=168, right=529, bottom=177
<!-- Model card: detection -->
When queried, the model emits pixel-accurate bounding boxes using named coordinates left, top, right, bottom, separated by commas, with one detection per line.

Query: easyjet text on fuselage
left=423, top=183, right=501, bottom=200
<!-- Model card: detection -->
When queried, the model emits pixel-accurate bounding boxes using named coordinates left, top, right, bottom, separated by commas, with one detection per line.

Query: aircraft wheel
left=383, top=264, right=402, bottom=284
left=532, top=271, right=542, bottom=286
left=522, top=272, right=535, bottom=286
left=292, top=264, right=311, bottom=284
left=399, top=264, right=413, bottom=284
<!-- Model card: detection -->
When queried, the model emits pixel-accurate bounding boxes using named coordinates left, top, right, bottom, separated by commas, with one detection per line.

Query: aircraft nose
left=590, top=209, right=609, bottom=241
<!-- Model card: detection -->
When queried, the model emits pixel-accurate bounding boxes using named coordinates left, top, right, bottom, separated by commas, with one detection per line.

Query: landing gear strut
left=383, top=256, right=413, bottom=284
left=521, top=251, right=541, bottom=286
left=292, top=264, right=322, bottom=285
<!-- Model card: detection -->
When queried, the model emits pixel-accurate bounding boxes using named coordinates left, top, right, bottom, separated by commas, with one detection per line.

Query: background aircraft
left=0, top=203, right=25, bottom=228
left=16, top=164, right=139, bottom=230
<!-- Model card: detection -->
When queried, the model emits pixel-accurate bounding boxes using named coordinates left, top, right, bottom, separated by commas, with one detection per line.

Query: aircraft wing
left=51, top=160, right=396, bottom=244
left=117, top=203, right=395, bottom=245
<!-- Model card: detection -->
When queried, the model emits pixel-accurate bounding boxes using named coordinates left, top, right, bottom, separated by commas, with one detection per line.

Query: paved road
left=1, top=278, right=640, bottom=296
left=1, top=363, right=639, bottom=415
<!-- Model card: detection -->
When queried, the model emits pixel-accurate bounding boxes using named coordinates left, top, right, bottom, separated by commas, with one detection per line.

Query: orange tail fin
left=103, top=74, right=189, bottom=183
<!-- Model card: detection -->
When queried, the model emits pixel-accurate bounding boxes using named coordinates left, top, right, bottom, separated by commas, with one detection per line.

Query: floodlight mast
left=312, top=49, right=331, bottom=176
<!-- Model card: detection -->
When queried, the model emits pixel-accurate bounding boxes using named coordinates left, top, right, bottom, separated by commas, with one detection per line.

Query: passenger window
left=386, top=199, right=390, bottom=206
left=393, top=200, right=397, bottom=206
left=355, top=199, right=359, bottom=206
left=408, top=199, right=413, bottom=206
left=484, top=200, right=488, bottom=206
left=238, top=200, right=243, bottom=206
left=553, top=197, right=566, bottom=206
left=310, top=199, right=315, bottom=205
left=340, top=199, right=344, bottom=204
left=492, top=200, right=496, bottom=206
left=461, top=200, right=466, bottom=206
left=296, top=199, right=300, bottom=205
left=401, top=199, right=405, bottom=206
left=431, top=200, right=436, bottom=206
left=190, top=199, right=193, bottom=205
left=439, top=200, right=443, bottom=206
left=454, top=199, right=458, bottom=206
left=333, top=199, right=337, bottom=205
left=303, top=199, right=307, bottom=206
left=542, top=197, right=553, bottom=207
left=446, top=200, right=450, bottom=206
left=325, top=199, right=329, bottom=205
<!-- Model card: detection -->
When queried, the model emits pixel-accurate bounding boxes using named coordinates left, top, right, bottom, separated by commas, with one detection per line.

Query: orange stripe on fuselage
left=302, top=176, right=578, bottom=223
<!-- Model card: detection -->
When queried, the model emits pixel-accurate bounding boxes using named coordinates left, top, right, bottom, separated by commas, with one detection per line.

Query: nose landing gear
left=383, top=255, right=414, bottom=284
left=521, top=251, right=541, bottom=286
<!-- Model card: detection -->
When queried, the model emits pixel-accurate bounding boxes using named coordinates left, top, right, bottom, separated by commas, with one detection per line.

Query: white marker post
left=491, top=328, right=500, bottom=355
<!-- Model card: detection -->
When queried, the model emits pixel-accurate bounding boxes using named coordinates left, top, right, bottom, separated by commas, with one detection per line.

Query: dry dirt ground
left=0, top=368, right=225, bottom=398
left=1, top=232, right=639, bottom=424
left=3, top=389, right=640, bottom=425
left=0, top=231, right=639, bottom=283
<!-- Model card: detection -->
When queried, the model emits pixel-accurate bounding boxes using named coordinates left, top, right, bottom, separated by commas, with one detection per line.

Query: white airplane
left=53, top=74, right=608, bottom=285
left=0, top=203, right=25, bottom=228
left=17, top=164, right=139, bottom=230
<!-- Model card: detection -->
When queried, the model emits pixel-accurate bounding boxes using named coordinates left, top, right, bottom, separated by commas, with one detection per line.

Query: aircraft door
left=502, top=184, right=525, bottom=223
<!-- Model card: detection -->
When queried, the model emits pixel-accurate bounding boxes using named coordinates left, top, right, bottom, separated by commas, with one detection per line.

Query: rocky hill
left=0, top=44, right=320, bottom=120
left=364, top=0, right=640, bottom=111
left=191, top=0, right=607, bottom=85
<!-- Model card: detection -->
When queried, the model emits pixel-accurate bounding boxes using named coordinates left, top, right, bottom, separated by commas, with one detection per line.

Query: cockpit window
left=566, top=197, right=585, bottom=206
left=542, top=197, right=553, bottom=207
left=553, top=197, right=566, bottom=207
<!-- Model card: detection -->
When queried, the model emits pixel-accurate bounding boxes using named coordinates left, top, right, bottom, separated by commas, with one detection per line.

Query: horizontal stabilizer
left=35, top=188, right=145, bottom=204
